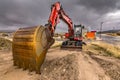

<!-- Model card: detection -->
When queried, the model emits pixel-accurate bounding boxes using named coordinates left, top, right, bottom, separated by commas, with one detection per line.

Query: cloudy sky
left=0, top=0, right=120, bottom=32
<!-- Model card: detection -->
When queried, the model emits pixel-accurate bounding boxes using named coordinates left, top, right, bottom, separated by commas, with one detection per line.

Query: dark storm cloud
left=77, top=0, right=119, bottom=14
left=0, top=0, right=50, bottom=29
left=0, top=0, right=120, bottom=31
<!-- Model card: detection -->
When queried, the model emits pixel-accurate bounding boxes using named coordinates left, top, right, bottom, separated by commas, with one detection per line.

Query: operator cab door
left=74, top=25, right=82, bottom=40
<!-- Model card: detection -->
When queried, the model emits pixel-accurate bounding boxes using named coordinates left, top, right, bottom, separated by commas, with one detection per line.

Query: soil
left=0, top=48, right=120, bottom=80
left=89, top=54, right=120, bottom=80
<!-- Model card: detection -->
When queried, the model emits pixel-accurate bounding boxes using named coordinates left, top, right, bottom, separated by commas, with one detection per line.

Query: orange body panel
left=86, top=32, right=96, bottom=39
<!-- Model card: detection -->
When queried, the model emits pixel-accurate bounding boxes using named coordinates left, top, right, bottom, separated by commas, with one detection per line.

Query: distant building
left=86, top=31, right=96, bottom=39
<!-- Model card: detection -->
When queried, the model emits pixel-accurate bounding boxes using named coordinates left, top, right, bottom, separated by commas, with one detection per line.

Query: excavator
left=12, top=2, right=83, bottom=73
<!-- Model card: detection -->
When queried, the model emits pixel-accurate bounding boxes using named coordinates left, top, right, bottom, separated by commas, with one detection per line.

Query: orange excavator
left=46, top=2, right=83, bottom=49
left=12, top=2, right=83, bottom=73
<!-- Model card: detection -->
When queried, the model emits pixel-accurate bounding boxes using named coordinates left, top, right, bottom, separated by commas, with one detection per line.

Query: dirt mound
left=40, top=53, right=79, bottom=80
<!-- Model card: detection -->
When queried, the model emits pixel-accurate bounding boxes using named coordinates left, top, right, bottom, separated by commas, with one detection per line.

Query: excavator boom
left=47, top=2, right=74, bottom=38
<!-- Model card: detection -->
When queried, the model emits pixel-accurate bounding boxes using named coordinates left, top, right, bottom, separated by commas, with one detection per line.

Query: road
left=99, top=34, right=120, bottom=47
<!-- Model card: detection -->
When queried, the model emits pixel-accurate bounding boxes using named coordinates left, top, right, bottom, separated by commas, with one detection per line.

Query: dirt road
left=0, top=48, right=120, bottom=80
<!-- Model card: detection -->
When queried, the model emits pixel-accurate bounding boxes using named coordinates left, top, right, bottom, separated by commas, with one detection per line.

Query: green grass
left=0, top=37, right=12, bottom=50
left=84, top=41, right=120, bottom=59
left=92, top=44, right=113, bottom=56
left=51, top=41, right=62, bottom=48
left=51, top=43, right=61, bottom=48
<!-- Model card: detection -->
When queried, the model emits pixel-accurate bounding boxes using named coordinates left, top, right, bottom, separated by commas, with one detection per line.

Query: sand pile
left=40, top=53, right=79, bottom=80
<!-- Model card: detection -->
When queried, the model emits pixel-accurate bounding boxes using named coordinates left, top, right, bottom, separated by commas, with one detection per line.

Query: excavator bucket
left=12, top=25, right=54, bottom=73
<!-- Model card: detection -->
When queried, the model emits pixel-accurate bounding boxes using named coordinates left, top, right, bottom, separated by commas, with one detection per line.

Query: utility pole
left=100, top=22, right=104, bottom=39
left=113, top=27, right=115, bottom=30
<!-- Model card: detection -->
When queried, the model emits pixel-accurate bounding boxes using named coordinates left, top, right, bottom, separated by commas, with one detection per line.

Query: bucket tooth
left=28, top=64, right=32, bottom=72
left=22, top=61, right=27, bottom=70
left=17, top=61, right=21, bottom=68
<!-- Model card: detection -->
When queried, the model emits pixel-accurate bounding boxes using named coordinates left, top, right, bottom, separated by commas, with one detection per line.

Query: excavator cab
left=61, top=24, right=83, bottom=49
left=74, top=24, right=83, bottom=40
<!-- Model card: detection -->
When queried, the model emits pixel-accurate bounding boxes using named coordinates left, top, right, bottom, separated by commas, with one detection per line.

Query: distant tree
left=2, top=33, right=8, bottom=37
left=117, top=32, right=120, bottom=36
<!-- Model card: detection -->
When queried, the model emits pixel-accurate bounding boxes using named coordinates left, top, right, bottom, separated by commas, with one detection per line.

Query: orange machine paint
left=86, top=31, right=96, bottom=39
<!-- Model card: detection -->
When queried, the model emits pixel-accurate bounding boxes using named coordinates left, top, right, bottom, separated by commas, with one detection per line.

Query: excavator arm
left=47, top=2, right=74, bottom=38
left=48, top=2, right=60, bottom=33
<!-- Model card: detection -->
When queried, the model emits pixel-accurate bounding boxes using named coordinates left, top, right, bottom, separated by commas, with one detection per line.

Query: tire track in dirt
left=88, top=53, right=120, bottom=80
left=77, top=52, right=110, bottom=80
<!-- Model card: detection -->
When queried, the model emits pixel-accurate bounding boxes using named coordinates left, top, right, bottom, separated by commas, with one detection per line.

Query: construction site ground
left=0, top=41, right=120, bottom=80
